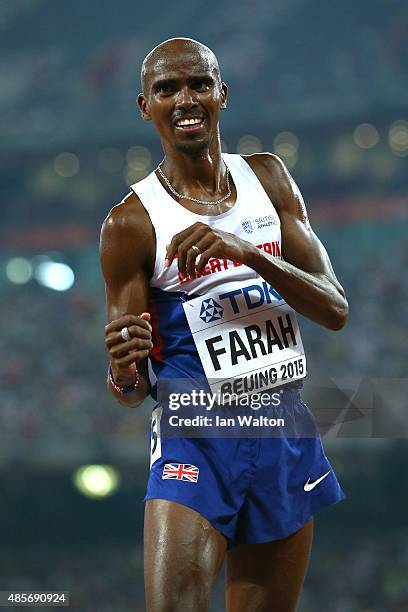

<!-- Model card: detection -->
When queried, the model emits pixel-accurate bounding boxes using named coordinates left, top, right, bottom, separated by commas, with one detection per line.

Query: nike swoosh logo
left=303, top=470, right=331, bottom=491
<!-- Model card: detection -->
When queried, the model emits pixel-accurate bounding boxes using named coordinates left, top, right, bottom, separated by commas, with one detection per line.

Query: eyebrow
left=152, top=78, right=178, bottom=91
left=152, top=74, right=215, bottom=91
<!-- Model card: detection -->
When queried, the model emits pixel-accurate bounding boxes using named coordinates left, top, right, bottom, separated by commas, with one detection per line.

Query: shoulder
left=242, top=151, right=283, bottom=170
left=102, top=190, right=149, bottom=233
left=100, top=190, right=155, bottom=269
left=241, top=152, right=305, bottom=217
left=241, top=152, right=293, bottom=191
left=101, top=190, right=154, bottom=243
left=242, top=152, right=288, bottom=182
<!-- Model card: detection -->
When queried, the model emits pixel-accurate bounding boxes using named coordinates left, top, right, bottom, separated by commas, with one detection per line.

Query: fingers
left=165, top=223, right=238, bottom=279
left=165, top=222, right=208, bottom=267
left=105, top=313, right=152, bottom=335
left=105, top=312, right=153, bottom=371
left=109, top=335, right=153, bottom=359
left=185, top=235, right=215, bottom=278
left=185, top=247, right=198, bottom=279
left=105, top=324, right=151, bottom=350
left=166, top=228, right=216, bottom=278
left=195, top=246, right=216, bottom=275
left=114, top=349, right=151, bottom=368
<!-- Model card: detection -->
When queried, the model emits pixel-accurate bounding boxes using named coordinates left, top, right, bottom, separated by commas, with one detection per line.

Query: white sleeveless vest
left=131, top=153, right=282, bottom=295
left=131, top=153, right=306, bottom=395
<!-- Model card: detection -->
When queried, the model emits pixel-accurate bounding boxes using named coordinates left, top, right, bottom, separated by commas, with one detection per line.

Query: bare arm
left=243, top=153, right=348, bottom=330
left=99, top=191, right=156, bottom=407
left=166, top=153, right=348, bottom=331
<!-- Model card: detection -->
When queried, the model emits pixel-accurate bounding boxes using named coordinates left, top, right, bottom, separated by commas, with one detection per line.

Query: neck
left=160, top=133, right=225, bottom=194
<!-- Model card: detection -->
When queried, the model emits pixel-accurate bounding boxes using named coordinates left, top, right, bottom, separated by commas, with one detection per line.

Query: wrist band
left=108, top=365, right=140, bottom=394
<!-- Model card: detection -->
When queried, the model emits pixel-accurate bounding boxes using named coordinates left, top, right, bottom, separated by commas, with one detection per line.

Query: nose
left=175, top=85, right=198, bottom=111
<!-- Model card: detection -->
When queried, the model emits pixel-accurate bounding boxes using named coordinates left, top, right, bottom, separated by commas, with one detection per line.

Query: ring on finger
left=120, top=327, right=131, bottom=342
left=191, top=245, right=201, bottom=256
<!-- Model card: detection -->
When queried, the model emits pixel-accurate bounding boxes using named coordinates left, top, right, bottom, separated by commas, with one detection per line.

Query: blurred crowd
left=1, top=530, right=408, bottom=612
left=0, top=222, right=407, bottom=464
left=0, top=282, right=150, bottom=465
left=2, top=0, right=407, bottom=153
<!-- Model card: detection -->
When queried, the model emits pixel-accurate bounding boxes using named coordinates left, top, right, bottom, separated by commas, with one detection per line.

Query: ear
left=137, top=93, right=151, bottom=121
left=220, top=82, right=228, bottom=110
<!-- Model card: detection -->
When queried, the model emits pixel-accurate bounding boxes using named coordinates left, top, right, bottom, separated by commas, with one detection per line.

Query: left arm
left=166, top=153, right=348, bottom=331
left=243, top=153, right=348, bottom=330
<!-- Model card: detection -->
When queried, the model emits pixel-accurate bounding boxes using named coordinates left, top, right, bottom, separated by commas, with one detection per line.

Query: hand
left=105, top=313, right=153, bottom=385
left=165, top=222, right=254, bottom=279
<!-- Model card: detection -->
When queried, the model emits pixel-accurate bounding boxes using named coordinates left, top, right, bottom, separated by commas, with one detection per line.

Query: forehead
left=146, top=48, right=217, bottom=85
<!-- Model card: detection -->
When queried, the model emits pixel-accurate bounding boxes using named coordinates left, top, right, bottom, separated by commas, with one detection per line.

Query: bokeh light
left=389, top=120, right=408, bottom=156
left=35, top=261, right=75, bottom=291
left=273, top=131, right=299, bottom=169
left=73, top=465, right=120, bottom=499
left=353, top=123, right=379, bottom=149
left=124, top=146, right=153, bottom=185
left=126, top=145, right=152, bottom=169
left=54, top=152, right=80, bottom=177
left=6, top=257, right=33, bottom=284
left=124, top=166, right=150, bottom=185
left=236, top=135, right=262, bottom=154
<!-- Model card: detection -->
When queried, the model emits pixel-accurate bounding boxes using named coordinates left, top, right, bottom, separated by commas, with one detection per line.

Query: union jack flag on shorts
left=162, top=463, right=200, bottom=483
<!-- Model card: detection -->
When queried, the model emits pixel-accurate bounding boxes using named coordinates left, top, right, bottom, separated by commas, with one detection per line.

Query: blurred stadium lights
left=368, top=148, right=397, bottom=181
left=98, top=147, right=124, bottom=173
left=126, top=145, right=152, bottom=168
left=124, top=145, right=152, bottom=184
left=123, top=165, right=149, bottom=185
left=32, top=164, right=64, bottom=198
left=332, top=135, right=363, bottom=176
left=236, top=135, right=262, bottom=154
left=73, top=465, right=121, bottom=499
left=353, top=123, right=380, bottom=149
left=6, top=257, right=33, bottom=284
left=35, top=261, right=75, bottom=291
left=273, top=131, right=299, bottom=169
left=53, top=152, right=80, bottom=178
left=389, top=120, right=408, bottom=157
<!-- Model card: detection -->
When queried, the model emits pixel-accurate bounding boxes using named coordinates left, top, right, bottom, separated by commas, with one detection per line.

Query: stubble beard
left=174, top=137, right=211, bottom=158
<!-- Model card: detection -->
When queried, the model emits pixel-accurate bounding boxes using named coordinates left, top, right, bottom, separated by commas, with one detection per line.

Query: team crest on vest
left=199, top=298, right=224, bottom=323
left=241, top=219, right=253, bottom=234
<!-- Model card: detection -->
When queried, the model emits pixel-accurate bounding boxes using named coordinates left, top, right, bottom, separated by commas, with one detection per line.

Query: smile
left=175, top=117, right=204, bottom=131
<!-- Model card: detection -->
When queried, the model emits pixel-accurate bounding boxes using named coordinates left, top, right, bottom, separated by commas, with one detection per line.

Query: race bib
left=182, top=281, right=306, bottom=397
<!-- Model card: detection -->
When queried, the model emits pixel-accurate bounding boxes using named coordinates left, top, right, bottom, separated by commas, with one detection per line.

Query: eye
left=194, top=80, right=211, bottom=92
left=155, top=81, right=176, bottom=96
left=158, top=84, right=174, bottom=96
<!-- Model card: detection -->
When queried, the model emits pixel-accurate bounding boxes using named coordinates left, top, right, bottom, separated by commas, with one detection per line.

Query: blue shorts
left=145, top=386, right=345, bottom=547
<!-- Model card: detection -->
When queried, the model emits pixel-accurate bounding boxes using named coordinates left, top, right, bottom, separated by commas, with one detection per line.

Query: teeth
left=177, top=118, right=202, bottom=126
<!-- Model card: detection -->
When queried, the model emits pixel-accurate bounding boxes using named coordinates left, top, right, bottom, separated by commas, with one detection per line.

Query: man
left=100, top=37, right=348, bottom=612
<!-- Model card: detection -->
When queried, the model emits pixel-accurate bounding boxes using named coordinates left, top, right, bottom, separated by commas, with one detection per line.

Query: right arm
left=99, top=191, right=156, bottom=408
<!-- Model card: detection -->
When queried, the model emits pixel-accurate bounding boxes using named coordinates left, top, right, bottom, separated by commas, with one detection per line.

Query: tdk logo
left=200, top=298, right=224, bottom=323
left=218, top=282, right=283, bottom=314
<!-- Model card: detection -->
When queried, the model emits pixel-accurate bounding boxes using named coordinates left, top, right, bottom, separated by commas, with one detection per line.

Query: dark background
left=1, top=1, right=407, bottom=610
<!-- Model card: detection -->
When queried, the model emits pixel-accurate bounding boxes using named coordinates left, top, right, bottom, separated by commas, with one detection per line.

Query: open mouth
left=174, top=117, right=205, bottom=131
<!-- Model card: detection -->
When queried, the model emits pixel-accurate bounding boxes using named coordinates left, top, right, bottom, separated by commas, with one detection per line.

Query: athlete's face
left=138, top=46, right=227, bottom=156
